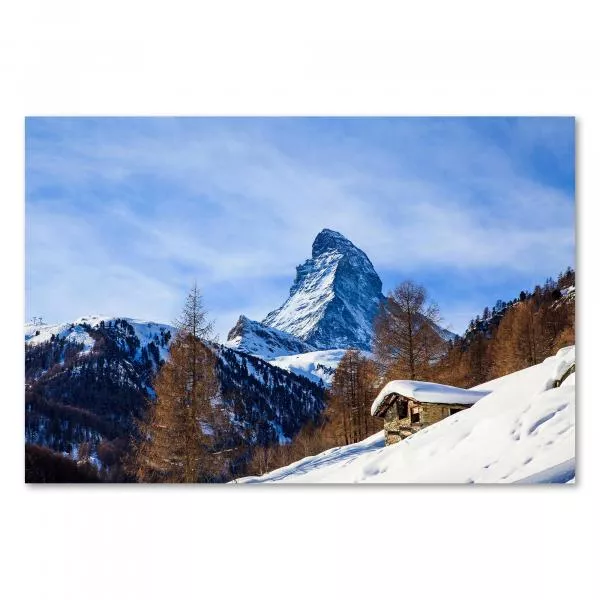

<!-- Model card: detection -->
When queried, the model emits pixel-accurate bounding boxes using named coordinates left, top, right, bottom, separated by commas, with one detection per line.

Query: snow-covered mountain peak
left=224, top=315, right=316, bottom=359
left=25, top=316, right=177, bottom=363
left=262, top=230, right=384, bottom=350
left=311, top=228, right=357, bottom=258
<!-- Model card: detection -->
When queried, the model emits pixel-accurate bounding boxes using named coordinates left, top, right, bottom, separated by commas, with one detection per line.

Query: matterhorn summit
left=262, top=229, right=385, bottom=351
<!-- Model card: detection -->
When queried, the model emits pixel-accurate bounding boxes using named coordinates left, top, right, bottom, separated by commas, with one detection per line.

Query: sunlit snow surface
left=25, top=318, right=97, bottom=354
left=268, top=349, right=347, bottom=385
left=263, top=250, right=340, bottom=339
left=236, top=346, right=576, bottom=484
left=25, top=315, right=176, bottom=362
left=262, top=229, right=384, bottom=350
left=224, top=316, right=316, bottom=360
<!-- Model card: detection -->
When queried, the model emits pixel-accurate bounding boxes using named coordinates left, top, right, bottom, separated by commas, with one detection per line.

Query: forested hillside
left=25, top=316, right=324, bottom=482
left=435, top=267, right=575, bottom=388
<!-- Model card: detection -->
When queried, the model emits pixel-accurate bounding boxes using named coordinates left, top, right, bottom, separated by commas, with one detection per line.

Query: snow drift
left=267, top=349, right=346, bottom=385
left=236, top=346, right=576, bottom=484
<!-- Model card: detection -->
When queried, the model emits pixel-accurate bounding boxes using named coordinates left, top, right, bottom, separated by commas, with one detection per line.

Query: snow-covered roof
left=371, top=380, right=490, bottom=416
left=547, top=345, right=576, bottom=384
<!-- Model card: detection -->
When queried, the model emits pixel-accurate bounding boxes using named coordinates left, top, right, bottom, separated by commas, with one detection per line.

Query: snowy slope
left=224, top=315, right=316, bottom=359
left=25, top=319, right=96, bottom=354
left=263, top=229, right=385, bottom=350
left=237, top=346, right=576, bottom=484
left=25, top=315, right=176, bottom=362
left=267, top=349, right=347, bottom=385
left=224, top=315, right=347, bottom=385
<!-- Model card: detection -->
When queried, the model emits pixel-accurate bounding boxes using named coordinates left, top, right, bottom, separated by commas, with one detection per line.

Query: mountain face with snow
left=25, top=316, right=324, bottom=475
left=225, top=229, right=453, bottom=379
left=224, top=316, right=347, bottom=385
left=225, top=315, right=317, bottom=359
left=262, top=229, right=385, bottom=351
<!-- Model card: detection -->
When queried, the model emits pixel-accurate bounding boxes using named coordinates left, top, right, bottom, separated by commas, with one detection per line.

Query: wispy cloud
left=25, top=117, right=575, bottom=335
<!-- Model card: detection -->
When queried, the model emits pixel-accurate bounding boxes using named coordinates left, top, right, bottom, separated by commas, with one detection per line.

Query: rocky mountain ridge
left=224, top=315, right=317, bottom=359
left=235, top=229, right=385, bottom=352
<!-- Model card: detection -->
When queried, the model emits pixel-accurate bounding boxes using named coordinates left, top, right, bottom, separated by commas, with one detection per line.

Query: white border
left=2, top=2, right=598, bottom=599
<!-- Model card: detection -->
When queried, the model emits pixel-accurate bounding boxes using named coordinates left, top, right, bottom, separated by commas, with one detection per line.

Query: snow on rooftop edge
left=371, top=380, right=490, bottom=416
left=371, top=346, right=576, bottom=417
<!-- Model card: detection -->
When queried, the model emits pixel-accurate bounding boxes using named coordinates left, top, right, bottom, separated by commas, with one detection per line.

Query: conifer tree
left=133, top=284, right=222, bottom=483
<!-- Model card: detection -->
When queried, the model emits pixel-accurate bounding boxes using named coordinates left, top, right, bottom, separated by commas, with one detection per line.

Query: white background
left=1, top=2, right=598, bottom=599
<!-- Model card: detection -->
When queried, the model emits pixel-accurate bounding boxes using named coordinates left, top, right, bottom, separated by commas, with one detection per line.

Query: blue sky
left=25, top=117, right=575, bottom=338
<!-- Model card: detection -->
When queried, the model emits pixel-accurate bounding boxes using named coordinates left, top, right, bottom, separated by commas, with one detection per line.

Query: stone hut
left=371, top=381, right=490, bottom=446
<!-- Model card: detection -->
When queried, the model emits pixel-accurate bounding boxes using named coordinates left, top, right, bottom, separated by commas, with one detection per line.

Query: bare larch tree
left=373, top=280, right=444, bottom=380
